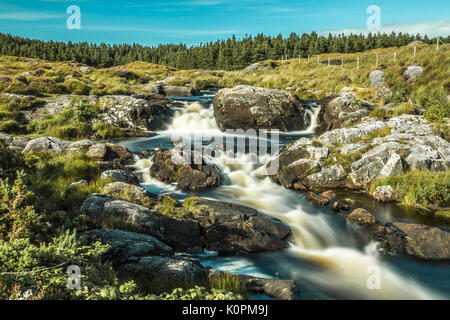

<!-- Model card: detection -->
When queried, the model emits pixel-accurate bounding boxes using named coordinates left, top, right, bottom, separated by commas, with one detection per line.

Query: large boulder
left=99, top=94, right=170, bottom=131
left=150, top=148, right=222, bottom=191
left=317, top=91, right=377, bottom=132
left=369, top=70, right=386, bottom=89
left=184, top=198, right=290, bottom=255
left=213, top=85, right=309, bottom=132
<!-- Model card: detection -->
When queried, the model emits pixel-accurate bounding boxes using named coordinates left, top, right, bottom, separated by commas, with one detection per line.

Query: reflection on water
left=119, top=93, right=450, bottom=300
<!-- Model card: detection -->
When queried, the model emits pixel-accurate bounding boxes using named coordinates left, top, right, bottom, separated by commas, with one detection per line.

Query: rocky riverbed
left=1, top=82, right=449, bottom=300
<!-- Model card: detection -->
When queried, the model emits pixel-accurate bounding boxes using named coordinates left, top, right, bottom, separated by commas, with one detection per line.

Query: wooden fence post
left=357, top=57, right=359, bottom=70
left=376, top=55, right=379, bottom=67
left=394, top=52, right=396, bottom=62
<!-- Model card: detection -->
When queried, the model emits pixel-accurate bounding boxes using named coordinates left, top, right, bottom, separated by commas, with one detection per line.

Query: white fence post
left=437, top=37, right=439, bottom=51
left=328, top=57, right=330, bottom=66
left=414, top=45, right=416, bottom=56
left=376, top=55, right=379, bottom=67
left=318, top=55, right=320, bottom=63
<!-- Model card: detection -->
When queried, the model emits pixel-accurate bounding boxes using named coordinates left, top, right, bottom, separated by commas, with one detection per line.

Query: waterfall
left=124, top=96, right=444, bottom=300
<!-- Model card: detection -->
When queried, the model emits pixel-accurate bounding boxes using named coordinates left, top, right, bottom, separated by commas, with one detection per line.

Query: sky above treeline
left=0, top=0, right=449, bottom=46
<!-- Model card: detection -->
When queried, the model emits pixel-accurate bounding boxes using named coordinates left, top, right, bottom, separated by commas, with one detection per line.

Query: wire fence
left=278, top=38, right=448, bottom=71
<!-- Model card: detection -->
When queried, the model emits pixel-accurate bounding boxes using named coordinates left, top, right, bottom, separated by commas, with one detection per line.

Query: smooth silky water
left=118, top=93, right=450, bottom=300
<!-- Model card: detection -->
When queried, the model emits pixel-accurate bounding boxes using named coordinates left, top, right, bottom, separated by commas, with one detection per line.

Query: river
left=118, top=92, right=450, bottom=300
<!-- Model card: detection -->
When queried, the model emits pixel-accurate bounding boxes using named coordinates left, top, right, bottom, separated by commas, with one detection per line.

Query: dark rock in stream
left=346, top=208, right=450, bottom=260
left=183, top=197, right=291, bottom=255
left=150, top=148, right=222, bottom=191
left=79, top=189, right=291, bottom=255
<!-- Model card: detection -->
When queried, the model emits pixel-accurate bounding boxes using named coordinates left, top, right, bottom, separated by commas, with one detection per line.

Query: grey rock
left=378, top=153, right=404, bottom=178
left=83, top=229, right=173, bottom=265
left=304, top=165, right=348, bottom=189
left=101, top=170, right=140, bottom=185
left=372, top=185, right=396, bottom=202
left=80, top=194, right=203, bottom=251
left=239, top=63, right=263, bottom=76
left=22, top=137, right=70, bottom=155
left=403, top=65, right=423, bottom=84
left=369, top=70, right=386, bottom=89
left=161, top=86, right=198, bottom=97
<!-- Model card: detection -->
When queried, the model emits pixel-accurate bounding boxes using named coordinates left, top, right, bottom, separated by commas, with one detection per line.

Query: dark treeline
left=0, top=32, right=447, bottom=71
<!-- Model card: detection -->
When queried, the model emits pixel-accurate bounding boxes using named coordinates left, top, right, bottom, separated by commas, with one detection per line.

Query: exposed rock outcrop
left=213, top=85, right=310, bottom=132
left=79, top=193, right=291, bottom=255
left=270, top=115, right=449, bottom=196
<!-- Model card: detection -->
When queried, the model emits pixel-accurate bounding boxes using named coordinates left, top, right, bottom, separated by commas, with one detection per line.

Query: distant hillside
left=0, top=32, right=447, bottom=71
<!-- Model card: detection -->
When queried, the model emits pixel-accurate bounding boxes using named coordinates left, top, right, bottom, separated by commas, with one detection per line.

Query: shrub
left=64, top=78, right=92, bottom=95
left=371, top=170, right=450, bottom=209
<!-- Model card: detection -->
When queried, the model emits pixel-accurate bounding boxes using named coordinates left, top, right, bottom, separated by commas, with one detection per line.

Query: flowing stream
left=119, top=93, right=450, bottom=300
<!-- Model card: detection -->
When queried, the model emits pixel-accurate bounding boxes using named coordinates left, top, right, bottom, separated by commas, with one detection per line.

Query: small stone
left=372, top=185, right=396, bottom=202
left=346, top=208, right=377, bottom=225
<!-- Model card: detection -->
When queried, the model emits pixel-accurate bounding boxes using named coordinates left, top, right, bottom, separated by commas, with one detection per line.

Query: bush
left=371, top=170, right=450, bottom=209
left=64, top=78, right=92, bottom=95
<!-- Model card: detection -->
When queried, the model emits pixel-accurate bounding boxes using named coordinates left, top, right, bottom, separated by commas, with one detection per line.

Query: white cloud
left=0, top=11, right=64, bottom=21
left=321, top=19, right=450, bottom=37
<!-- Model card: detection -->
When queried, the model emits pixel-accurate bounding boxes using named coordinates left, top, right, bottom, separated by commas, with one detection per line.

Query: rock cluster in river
left=270, top=115, right=449, bottom=197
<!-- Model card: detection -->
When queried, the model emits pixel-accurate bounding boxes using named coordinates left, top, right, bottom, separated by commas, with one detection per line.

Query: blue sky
left=0, top=0, right=449, bottom=46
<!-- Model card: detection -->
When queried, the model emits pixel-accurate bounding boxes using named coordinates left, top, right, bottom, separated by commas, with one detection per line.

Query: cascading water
left=123, top=94, right=448, bottom=300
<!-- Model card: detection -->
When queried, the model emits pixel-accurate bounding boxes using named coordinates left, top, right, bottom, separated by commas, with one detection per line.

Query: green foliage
left=159, top=286, right=243, bottom=300
left=371, top=170, right=450, bottom=210
left=64, top=78, right=92, bottom=95
left=0, top=142, right=29, bottom=180
left=92, top=121, right=125, bottom=139
left=208, top=273, right=247, bottom=298
left=0, top=31, right=445, bottom=71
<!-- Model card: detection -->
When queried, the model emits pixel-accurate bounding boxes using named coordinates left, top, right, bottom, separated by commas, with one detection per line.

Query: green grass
left=370, top=170, right=450, bottom=210
left=355, top=127, right=392, bottom=143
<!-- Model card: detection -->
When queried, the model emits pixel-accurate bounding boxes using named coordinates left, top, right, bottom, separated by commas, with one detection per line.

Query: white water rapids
left=127, top=98, right=446, bottom=300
